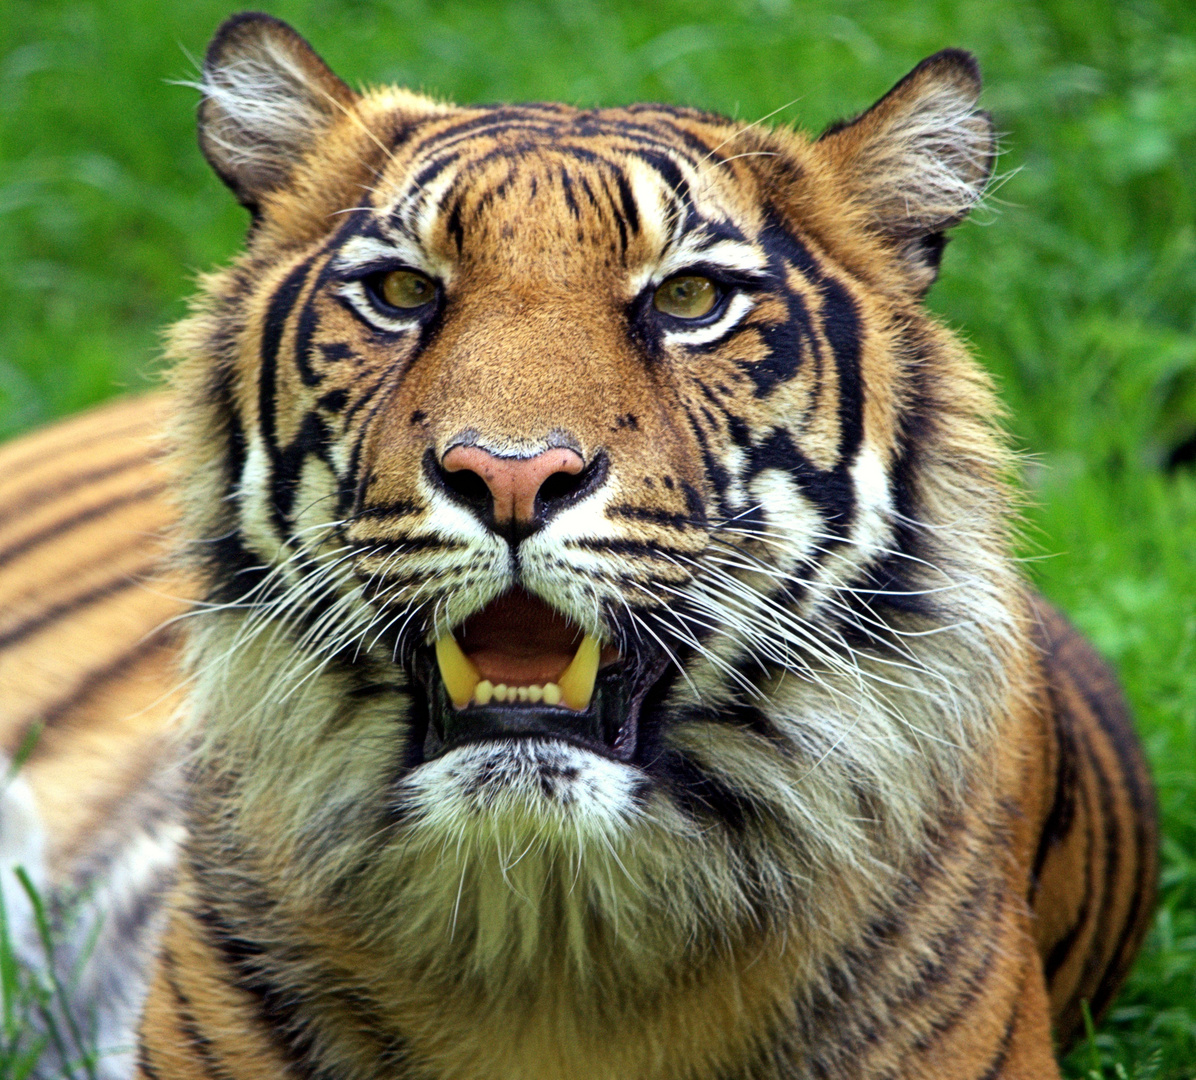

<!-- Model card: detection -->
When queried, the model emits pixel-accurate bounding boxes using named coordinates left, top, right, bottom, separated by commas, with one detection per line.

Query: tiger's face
left=268, top=103, right=878, bottom=765
left=177, top=15, right=1014, bottom=975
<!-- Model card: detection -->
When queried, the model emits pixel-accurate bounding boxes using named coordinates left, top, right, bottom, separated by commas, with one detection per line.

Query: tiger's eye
left=378, top=269, right=435, bottom=309
left=653, top=275, right=717, bottom=319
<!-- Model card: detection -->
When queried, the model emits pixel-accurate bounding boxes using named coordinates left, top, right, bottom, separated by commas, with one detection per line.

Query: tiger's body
left=0, top=15, right=1156, bottom=1080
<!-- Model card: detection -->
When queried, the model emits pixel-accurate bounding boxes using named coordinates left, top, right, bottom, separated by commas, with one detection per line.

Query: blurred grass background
left=1, top=0, right=1193, bottom=1075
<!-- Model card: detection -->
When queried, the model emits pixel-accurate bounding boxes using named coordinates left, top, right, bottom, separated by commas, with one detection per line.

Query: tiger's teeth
left=474, top=680, right=494, bottom=705
left=558, top=633, right=601, bottom=711
left=542, top=683, right=562, bottom=706
left=435, top=635, right=480, bottom=709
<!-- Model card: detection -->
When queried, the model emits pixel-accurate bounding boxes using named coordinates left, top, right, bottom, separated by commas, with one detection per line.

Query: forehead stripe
left=613, top=170, right=640, bottom=234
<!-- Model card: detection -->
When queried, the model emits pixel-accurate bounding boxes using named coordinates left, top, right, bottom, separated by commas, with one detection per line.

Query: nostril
left=441, top=466, right=491, bottom=508
left=536, top=467, right=586, bottom=508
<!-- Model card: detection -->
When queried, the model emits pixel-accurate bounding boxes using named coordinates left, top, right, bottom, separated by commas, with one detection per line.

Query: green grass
left=1, top=0, right=1194, bottom=1075
left=2, top=731, right=103, bottom=1080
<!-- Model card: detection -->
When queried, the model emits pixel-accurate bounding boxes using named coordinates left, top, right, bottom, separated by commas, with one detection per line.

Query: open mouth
left=416, top=589, right=663, bottom=762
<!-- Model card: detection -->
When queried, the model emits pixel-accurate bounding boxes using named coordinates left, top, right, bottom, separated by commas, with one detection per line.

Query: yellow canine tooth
left=558, top=633, right=601, bottom=711
left=435, top=634, right=480, bottom=709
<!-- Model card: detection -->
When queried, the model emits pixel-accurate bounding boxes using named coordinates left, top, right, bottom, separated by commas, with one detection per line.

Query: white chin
left=400, top=737, right=642, bottom=834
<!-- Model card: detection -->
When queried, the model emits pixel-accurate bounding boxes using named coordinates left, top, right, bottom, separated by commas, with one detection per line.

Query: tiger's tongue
left=458, top=589, right=580, bottom=685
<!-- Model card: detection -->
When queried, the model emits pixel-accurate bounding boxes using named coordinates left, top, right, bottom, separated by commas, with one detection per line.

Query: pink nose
left=440, top=445, right=585, bottom=528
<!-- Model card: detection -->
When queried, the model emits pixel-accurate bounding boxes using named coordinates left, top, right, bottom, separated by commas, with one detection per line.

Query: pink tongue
left=457, top=588, right=582, bottom=686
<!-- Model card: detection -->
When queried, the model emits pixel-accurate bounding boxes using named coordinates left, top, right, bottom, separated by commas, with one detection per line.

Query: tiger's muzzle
left=413, top=588, right=667, bottom=763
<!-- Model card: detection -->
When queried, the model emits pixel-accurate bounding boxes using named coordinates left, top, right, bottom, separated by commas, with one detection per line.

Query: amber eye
left=653, top=275, right=718, bottom=320
left=376, top=269, right=436, bottom=309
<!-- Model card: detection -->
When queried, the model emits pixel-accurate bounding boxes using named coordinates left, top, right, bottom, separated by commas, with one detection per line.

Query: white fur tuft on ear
left=198, top=13, right=357, bottom=210
left=818, top=50, right=995, bottom=288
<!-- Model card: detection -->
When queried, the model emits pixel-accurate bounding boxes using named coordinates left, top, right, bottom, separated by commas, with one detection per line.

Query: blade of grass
left=14, top=867, right=96, bottom=1080
left=3, top=723, right=43, bottom=788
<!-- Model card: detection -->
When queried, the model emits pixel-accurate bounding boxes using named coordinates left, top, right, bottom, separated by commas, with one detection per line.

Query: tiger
left=0, top=12, right=1159, bottom=1080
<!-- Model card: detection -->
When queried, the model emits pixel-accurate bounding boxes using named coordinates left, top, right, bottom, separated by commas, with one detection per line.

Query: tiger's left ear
left=817, top=50, right=995, bottom=293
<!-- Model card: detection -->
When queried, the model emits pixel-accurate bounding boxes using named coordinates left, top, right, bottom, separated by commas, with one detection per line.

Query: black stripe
left=667, top=701, right=780, bottom=740
left=677, top=400, right=733, bottom=518
left=192, top=897, right=412, bottom=1079
left=190, top=903, right=326, bottom=1080
left=1076, top=719, right=1121, bottom=995
left=0, top=452, right=153, bottom=534
left=748, top=426, right=855, bottom=535
left=578, top=174, right=604, bottom=212
left=571, top=537, right=700, bottom=560
left=349, top=534, right=461, bottom=555
left=1068, top=636, right=1157, bottom=827
left=271, top=410, right=333, bottom=530
left=895, top=862, right=998, bottom=1008
left=1043, top=724, right=1101, bottom=981
left=613, top=168, right=640, bottom=234
left=558, top=166, right=580, bottom=218
left=606, top=504, right=696, bottom=529
left=293, top=299, right=327, bottom=388
left=15, top=625, right=176, bottom=756
left=605, top=179, right=629, bottom=253
left=257, top=257, right=315, bottom=458
left=817, top=273, right=865, bottom=467
left=1083, top=673, right=1157, bottom=1018
left=641, top=745, right=754, bottom=831
left=629, top=148, right=694, bottom=218
left=0, top=560, right=159, bottom=651
left=446, top=196, right=465, bottom=253
left=317, top=388, right=349, bottom=413
left=974, top=990, right=1020, bottom=1080
left=906, top=880, right=1006, bottom=1051
left=136, top=1038, right=164, bottom=1080
left=0, top=414, right=155, bottom=480
left=343, top=376, right=388, bottom=426
left=162, top=946, right=238, bottom=1080
left=352, top=500, right=421, bottom=522
left=1031, top=683, right=1080, bottom=890
left=883, top=322, right=939, bottom=589
left=0, top=482, right=167, bottom=571
left=789, top=809, right=973, bottom=1068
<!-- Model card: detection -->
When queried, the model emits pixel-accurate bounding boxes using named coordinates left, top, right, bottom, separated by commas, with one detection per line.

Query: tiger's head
left=175, top=14, right=1023, bottom=984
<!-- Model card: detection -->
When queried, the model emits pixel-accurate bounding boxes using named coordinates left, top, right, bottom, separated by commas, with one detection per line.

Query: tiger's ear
left=817, top=50, right=995, bottom=293
left=198, top=12, right=358, bottom=212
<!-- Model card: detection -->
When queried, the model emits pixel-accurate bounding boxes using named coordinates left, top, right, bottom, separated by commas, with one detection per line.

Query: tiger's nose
left=439, top=444, right=586, bottom=534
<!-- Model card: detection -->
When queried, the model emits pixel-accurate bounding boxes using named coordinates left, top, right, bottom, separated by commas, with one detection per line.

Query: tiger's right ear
left=198, top=12, right=358, bottom=212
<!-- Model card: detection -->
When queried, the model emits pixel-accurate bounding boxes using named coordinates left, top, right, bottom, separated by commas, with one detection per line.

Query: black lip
left=413, top=649, right=669, bottom=763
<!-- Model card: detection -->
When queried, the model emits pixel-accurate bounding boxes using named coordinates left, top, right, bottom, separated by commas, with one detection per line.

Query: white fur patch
left=398, top=739, right=641, bottom=835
